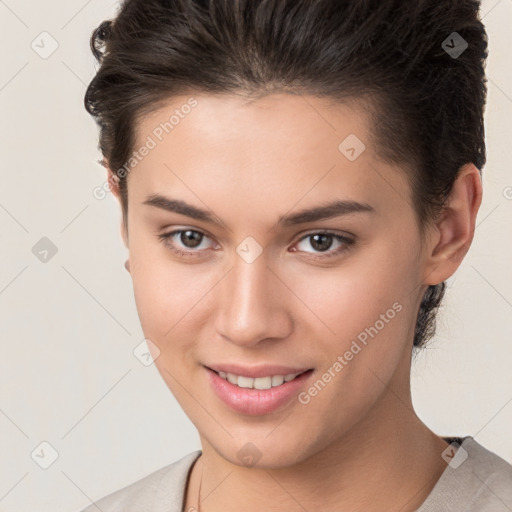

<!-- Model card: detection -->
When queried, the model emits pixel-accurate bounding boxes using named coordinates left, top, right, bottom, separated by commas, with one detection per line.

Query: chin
left=203, top=430, right=320, bottom=469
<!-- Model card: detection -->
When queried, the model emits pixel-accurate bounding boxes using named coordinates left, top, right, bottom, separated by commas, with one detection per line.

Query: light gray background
left=0, top=1, right=511, bottom=511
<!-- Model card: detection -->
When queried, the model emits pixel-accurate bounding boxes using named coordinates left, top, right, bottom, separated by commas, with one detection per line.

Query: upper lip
left=205, top=363, right=313, bottom=378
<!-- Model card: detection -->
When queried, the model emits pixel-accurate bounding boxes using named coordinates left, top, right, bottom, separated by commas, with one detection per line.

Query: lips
left=205, top=365, right=315, bottom=416
left=205, top=363, right=312, bottom=379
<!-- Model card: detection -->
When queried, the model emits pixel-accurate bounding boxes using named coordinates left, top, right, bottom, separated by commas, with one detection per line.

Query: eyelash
left=157, top=229, right=355, bottom=260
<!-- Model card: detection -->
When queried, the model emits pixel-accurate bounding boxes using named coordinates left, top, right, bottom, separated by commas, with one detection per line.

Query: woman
left=80, top=0, right=512, bottom=510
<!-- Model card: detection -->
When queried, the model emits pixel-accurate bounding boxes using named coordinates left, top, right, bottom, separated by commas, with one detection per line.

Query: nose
left=214, top=249, right=293, bottom=347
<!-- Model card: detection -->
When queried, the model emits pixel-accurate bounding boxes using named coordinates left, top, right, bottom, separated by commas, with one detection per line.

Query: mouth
left=205, top=366, right=315, bottom=416
left=207, top=367, right=312, bottom=390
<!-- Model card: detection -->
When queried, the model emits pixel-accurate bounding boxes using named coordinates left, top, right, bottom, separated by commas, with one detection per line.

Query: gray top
left=79, top=436, right=512, bottom=512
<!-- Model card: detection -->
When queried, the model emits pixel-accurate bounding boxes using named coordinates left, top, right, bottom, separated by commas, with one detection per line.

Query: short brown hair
left=84, top=0, right=488, bottom=349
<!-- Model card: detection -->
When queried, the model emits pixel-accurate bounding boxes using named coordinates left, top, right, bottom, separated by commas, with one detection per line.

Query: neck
left=185, top=406, right=449, bottom=511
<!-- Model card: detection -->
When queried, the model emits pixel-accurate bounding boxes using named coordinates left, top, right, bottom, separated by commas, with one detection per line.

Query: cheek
left=286, top=240, right=419, bottom=384
left=286, top=254, right=417, bottom=433
left=288, top=243, right=414, bottom=334
left=129, top=232, right=223, bottom=361
left=129, top=251, right=214, bottom=400
left=131, top=260, right=208, bottom=336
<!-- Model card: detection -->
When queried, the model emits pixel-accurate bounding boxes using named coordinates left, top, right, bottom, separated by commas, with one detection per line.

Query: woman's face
left=121, top=93, right=433, bottom=467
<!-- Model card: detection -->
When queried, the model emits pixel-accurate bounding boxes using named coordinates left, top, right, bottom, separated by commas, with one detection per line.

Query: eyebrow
left=142, top=194, right=376, bottom=229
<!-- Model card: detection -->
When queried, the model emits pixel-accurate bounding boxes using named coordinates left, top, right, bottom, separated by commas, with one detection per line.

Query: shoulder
left=79, top=450, right=201, bottom=512
left=419, top=436, right=512, bottom=511
left=463, top=437, right=512, bottom=509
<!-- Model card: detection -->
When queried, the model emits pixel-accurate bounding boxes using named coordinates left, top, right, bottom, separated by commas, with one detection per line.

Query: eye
left=157, top=228, right=355, bottom=260
left=157, top=228, right=218, bottom=257
left=291, top=231, right=355, bottom=259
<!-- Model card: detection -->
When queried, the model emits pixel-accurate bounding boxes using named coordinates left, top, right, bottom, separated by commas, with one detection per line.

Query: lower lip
left=206, top=367, right=314, bottom=416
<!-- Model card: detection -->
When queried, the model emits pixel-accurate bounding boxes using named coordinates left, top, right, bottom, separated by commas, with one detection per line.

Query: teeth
left=271, top=375, right=284, bottom=386
left=218, top=371, right=304, bottom=389
left=254, top=377, right=272, bottom=390
left=237, top=376, right=255, bottom=388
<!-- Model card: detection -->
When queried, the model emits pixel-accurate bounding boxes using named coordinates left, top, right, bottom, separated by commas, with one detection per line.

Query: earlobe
left=422, top=163, right=483, bottom=286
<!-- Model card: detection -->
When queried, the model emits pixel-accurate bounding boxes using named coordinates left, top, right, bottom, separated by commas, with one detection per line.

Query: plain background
left=0, top=1, right=511, bottom=511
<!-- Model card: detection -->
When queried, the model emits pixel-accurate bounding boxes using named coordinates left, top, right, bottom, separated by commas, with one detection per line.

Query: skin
left=107, top=93, right=482, bottom=511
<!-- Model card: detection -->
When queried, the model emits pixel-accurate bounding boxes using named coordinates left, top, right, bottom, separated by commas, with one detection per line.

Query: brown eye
left=179, top=230, right=203, bottom=248
left=293, top=231, right=355, bottom=259
left=309, top=233, right=334, bottom=252
left=157, top=228, right=217, bottom=257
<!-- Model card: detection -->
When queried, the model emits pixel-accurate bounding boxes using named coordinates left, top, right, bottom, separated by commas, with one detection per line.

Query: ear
left=422, top=163, right=483, bottom=285
left=107, top=168, right=129, bottom=249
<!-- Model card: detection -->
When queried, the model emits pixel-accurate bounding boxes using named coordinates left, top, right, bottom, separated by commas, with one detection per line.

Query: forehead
left=127, top=93, right=412, bottom=221
left=134, top=92, right=372, bottom=157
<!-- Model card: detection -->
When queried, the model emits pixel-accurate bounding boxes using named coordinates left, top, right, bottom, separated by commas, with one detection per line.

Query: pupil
left=311, top=234, right=332, bottom=252
left=181, top=230, right=202, bottom=248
